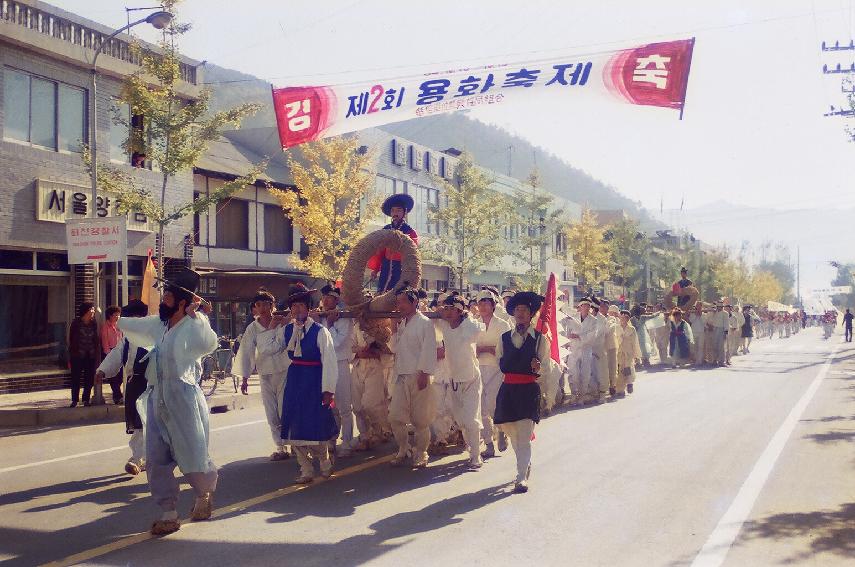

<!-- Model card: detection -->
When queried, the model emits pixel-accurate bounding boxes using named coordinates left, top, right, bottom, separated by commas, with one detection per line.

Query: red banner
left=535, top=273, right=561, bottom=365
left=272, top=38, right=696, bottom=149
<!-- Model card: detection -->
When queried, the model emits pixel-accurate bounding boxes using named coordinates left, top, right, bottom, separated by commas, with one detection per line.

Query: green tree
left=426, top=152, right=512, bottom=289
left=269, top=137, right=379, bottom=281
left=511, top=169, right=564, bottom=292
left=604, top=217, right=647, bottom=295
left=88, top=0, right=263, bottom=279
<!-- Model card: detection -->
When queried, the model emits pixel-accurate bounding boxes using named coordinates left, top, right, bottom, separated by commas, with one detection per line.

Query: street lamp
left=88, top=9, right=172, bottom=406
left=90, top=9, right=173, bottom=217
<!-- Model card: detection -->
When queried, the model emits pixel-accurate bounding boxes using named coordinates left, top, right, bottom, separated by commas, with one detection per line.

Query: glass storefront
left=0, top=273, right=71, bottom=373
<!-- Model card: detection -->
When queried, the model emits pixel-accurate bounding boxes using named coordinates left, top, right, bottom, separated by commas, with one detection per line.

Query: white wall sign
left=809, top=286, right=852, bottom=296
left=65, top=217, right=128, bottom=264
left=36, top=179, right=153, bottom=232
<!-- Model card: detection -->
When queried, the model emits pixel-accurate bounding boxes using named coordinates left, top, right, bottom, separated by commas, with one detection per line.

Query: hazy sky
left=51, top=0, right=855, bottom=290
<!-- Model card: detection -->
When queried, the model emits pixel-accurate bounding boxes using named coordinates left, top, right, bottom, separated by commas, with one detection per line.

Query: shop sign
left=35, top=179, right=153, bottom=232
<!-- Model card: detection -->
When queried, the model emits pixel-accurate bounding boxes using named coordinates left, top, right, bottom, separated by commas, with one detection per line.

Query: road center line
left=38, top=454, right=394, bottom=567
left=690, top=341, right=842, bottom=567
left=0, top=419, right=267, bottom=474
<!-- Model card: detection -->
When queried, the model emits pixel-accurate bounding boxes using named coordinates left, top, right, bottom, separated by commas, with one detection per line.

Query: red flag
left=535, top=273, right=561, bottom=364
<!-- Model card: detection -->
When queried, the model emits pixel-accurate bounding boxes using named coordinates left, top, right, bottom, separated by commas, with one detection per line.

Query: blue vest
left=284, top=322, right=322, bottom=362
left=499, top=330, right=540, bottom=375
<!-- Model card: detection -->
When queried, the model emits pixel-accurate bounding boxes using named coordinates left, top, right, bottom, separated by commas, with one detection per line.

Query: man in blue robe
left=259, top=283, right=339, bottom=484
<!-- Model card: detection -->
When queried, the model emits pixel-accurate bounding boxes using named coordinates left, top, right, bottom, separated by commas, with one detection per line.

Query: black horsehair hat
left=320, top=284, right=341, bottom=298
left=122, top=299, right=148, bottom=318
left=158, top=268, right=203, bottom=304
left=286, top=282, right=317, bottom=307
left=382, top=193, right=415, bottom=216
left=506, top=291, right=544, bottom=314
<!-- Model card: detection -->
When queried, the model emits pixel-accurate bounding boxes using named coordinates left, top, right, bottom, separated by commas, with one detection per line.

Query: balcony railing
left=0, top=0, right=197, bottom=84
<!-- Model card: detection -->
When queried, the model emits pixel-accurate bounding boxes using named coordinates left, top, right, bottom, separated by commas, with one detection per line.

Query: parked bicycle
left=199, top=337, right=238, bottom=397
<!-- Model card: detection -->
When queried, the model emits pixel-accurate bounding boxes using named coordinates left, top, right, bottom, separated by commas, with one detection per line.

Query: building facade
left=0, top=0, right=200, bottom=389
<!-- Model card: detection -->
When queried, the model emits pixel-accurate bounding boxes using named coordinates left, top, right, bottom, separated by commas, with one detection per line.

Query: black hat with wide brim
left=382, top=193, right=415, bottom=216
left=161, top=268, right=201, bottom=299
left=506, top=291, right=544, bottom=315
left=286, top=283, right=318, bottom=307
left=121, top=299, right=149, bottom=318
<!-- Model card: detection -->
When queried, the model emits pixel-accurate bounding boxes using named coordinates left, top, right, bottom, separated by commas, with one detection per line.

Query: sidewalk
left=0, top=375, right=261, bottom=427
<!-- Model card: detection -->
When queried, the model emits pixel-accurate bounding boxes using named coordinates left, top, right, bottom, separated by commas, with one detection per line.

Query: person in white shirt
left=494, top=291, right=550, bottom=494
left=600, top=301, right=619, bottom=398
left=316, top=284, right=355, bottom=458
left=709, top=303, right=730, bottom=367
left=258, top=284, right=338, bottom=484
left=568, top=297, right=601, bottom=404
left=389, top=287, right=438, bottom=468
left=436, top=292, right=485, bottom=469
left=475, top=290, right=512, bottom=458
left=725, top=305, right=739, bottom=364
left=233, top=289, right=291, bottom=461
left=687, top=302, right=708, bottom=367
left=351, top=319, right=393, bottom=451
left=95, top=299, right=151, bottom=476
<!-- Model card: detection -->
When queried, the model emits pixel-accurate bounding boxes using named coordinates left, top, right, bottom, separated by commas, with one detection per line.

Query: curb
left=0, top=390, right=257, bottom=428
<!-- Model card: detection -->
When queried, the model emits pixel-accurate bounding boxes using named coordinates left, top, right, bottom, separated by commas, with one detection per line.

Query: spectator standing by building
left=101, top=305, right=124, bottom=404
left=68, top=302, right=99, bottom=407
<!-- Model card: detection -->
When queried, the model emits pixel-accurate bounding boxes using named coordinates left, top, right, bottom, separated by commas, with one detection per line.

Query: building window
left=264, top=204, right=294, bottom=253
left=0, top=250, right=34, bottom=270
left=193, top=191, right=201, bottom=245
left=110, top=99, right=149, bottom=167
left=216, top=199, right=249, bottom=249
left=3, top=68, right=86, bottom=152
left=375, top=175, right=395, bottom=198
left=109, top=100, right=131, bottom=163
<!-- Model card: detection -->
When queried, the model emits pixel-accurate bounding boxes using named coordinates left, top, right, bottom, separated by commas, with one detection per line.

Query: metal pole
left=88, top=16, right=149, bottom=406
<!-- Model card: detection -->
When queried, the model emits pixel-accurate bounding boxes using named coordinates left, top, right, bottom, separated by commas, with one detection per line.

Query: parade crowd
left=65, top=193, right=845, bottom=535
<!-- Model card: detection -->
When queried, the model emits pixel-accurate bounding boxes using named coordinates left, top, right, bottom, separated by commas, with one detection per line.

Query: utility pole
left=507, top=145, right=514, bottom=177
left=797, top=246, right=801, bottom=306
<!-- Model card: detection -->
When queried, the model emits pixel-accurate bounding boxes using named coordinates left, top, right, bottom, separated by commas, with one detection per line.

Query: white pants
left=499, top=419, right=535, bottom=483
left=589, top=351, right=605, bottom=397
left=430, top=382, right=454, bottom=443
left=389, top=374, right=437, bottom=461
left=352, top=359, right=390, bottom=441
left=260, top=373, right=287, bottom=451
left=693, top=329, right=706, bottom=364
left=595, top=348, right=609, bottom=392
left=447, top=378, right=483, bottom=461
left=334, top=360, right=354, bottom=446
left=712, top=331, right=727, bottom=364
left=480, top=365, right=503, bottom=446
left=566, top=354, right=583, bottom=400
left=129, top=428, right=145, bottom=465
left=293, top=444, right=331, bottom=477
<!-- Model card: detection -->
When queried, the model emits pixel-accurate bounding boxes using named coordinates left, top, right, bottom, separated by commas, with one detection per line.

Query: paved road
left=1, top=327, right=853, bottom=567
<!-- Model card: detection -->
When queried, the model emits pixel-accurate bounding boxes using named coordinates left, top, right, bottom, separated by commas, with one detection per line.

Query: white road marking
left=690, top=342, right=842, bottom=567
left=0, top=419, right=266, bottom=474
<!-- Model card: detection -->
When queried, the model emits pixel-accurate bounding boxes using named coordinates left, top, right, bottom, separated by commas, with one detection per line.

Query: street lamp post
left=88, top=9, right=172, bottom=405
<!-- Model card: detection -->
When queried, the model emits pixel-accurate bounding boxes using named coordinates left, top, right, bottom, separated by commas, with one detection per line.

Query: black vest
left=499, top=330, right=540, bottom=375
left=121, top=340, right=149, bottom=380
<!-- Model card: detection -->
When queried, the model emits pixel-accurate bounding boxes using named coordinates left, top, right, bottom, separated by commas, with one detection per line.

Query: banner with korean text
left=273, top=38, right=694, bottom=149
left=65, top=217, right=128, bottom=265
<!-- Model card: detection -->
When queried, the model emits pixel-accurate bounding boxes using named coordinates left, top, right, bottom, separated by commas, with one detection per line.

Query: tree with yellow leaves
left=564, top=208, right=612, bottom=287
left=745, top=270, right=784, bottom=305
left=270, top=137, right=378, bottom=282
